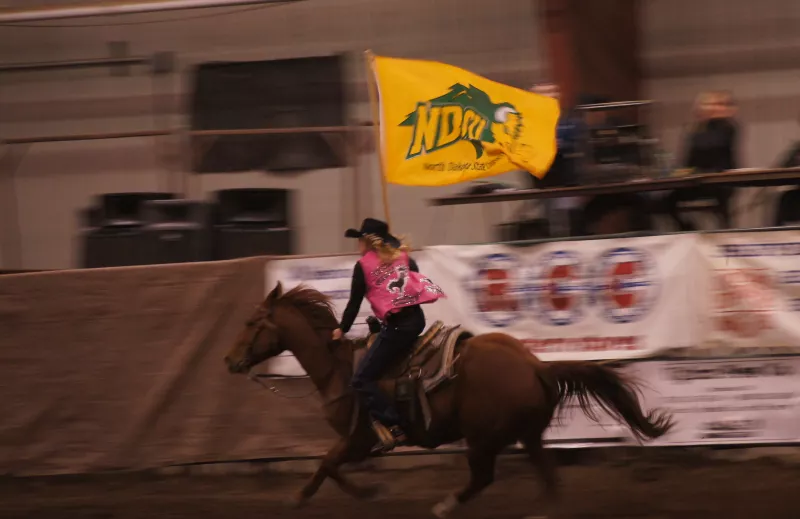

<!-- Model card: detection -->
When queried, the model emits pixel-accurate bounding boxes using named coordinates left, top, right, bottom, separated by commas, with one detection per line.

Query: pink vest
left=358, top=251, right=445, bottom=321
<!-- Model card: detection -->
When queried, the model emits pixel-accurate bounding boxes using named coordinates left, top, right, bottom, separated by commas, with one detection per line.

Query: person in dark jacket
left=662, top=90, right=740, bottom=230
left=774, top=113, right=800, bottom=225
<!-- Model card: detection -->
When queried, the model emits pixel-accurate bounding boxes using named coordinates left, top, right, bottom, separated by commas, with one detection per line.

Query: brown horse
left=225, top=283, right=673, bottom=518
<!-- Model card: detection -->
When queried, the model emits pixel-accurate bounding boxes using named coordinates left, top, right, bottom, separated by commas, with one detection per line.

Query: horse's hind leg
left=432, top=443, right=500, bottom=518
left=522, top=433, right=560, bottom=519
left=293, top=436, right=378, bottom=507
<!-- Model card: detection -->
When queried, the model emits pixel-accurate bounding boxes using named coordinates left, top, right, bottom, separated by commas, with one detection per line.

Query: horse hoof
left=432, top=494, right=459, bottom=518
left=356, top=483, right=386, bottom=501
left=285, top=494, right=308, bottom=509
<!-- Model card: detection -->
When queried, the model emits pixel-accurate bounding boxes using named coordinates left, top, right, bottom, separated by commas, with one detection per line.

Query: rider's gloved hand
left=366, top=316, right=381, bottom=334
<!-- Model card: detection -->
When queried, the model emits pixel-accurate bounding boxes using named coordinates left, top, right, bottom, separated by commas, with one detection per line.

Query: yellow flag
left=370, top=54, right=560, bottom=186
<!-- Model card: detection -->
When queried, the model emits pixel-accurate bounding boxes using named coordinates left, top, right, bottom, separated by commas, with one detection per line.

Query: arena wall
left=0, top=0, right=544, bottom=270
left=0, top=257, right=340, bottom=476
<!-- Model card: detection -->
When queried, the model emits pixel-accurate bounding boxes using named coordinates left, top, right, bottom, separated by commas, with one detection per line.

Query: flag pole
left=364, top=50, right=392, bottom=228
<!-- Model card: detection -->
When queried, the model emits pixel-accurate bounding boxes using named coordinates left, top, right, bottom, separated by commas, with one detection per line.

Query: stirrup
left=370, top=421, right=406, bottom=453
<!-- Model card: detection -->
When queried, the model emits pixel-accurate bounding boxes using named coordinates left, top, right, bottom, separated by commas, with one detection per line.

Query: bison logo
left=400, top=83, right=523, bottom=160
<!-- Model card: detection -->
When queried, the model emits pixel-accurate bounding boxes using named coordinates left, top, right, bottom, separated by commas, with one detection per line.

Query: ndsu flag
left=369, top=54, right=560, bottom=186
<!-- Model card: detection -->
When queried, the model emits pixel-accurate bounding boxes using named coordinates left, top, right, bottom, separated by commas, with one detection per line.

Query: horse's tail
left=545, top=361, right=673, bottom=440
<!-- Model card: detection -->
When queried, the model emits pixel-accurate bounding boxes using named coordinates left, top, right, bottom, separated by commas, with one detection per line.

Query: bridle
left=240, top=313, right=317, bottom=399
left=243, top=314, right=350, bottom=406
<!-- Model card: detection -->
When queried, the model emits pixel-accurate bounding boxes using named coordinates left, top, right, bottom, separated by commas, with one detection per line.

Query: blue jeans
left=351, top=305, right=426, bottom=427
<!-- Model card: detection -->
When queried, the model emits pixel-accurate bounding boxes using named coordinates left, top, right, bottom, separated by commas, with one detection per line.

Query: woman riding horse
left=333, top=218, right=445, bottom=452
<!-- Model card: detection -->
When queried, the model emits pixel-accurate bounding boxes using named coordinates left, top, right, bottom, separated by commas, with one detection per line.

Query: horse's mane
left=277, top=284, right=339, bottom=330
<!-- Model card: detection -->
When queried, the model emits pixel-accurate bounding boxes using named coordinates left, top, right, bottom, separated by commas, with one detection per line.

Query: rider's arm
left=339, top=262, right=366, bottom=334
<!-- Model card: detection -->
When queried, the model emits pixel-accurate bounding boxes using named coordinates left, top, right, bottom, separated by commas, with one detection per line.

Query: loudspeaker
left=211, top=188, right=295, bottom=259
left=80, top=228, right=148, bottom=268
left=213, top=188, right=290, bottom=226
left=214, top=226, right=294, bottom=259
left=78, top=193, right=175, bottom=268
left=142, top=199, right=211, bottom=264
left=96, top=192, right=175, bottom=227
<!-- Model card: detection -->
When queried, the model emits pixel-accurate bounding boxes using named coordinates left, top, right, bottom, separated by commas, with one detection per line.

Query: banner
left=544, top=397, right=633, bottom=445
left=639, top=356, right=800, bottom=445
left=698, top=230, right=800, bottom=350
left=542, top=357, right=800, bottom=447
left=370, top=54, right=559, bottom=186
left=421, top=234, right=702, bottom=361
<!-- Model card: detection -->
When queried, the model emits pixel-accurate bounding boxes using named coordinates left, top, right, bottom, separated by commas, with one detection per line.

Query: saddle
left=356, top=317, right=470, bottom=434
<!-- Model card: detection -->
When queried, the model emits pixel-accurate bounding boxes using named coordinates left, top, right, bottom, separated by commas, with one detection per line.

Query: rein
left=246, top=334, right=355, bottom=410
left=247, top=371, right=354, bottom=411
left=248, top=372, right=318, bottom=399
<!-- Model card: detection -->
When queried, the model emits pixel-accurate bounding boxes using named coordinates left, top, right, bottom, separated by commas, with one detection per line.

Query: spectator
left=774, top=112, right=800, bottom=225
left=525, top=82, right=585, bottom=236
left=528, top=82, right=583, bottom=189
left=660, top=90, right=740, bottom=230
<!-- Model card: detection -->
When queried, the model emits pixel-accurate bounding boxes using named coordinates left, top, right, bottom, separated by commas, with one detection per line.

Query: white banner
left=543, top=398, right=633, bottom=445
left=422, top=234, right=701, bottom=361
left=541, top=357, right=800, bottom=447
left=638, top=356, right=800, bottom=445
left=698, top=231, right=800, bottom=350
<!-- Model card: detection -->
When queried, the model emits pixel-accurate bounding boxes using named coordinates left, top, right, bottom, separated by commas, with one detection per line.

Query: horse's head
left=225, top=282, right=341, bottom=375
left=225, top=282, right=286, bottom=374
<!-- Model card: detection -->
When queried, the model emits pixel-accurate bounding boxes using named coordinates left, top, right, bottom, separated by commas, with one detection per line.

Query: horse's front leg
left=293, top=434, right=379, bottom=507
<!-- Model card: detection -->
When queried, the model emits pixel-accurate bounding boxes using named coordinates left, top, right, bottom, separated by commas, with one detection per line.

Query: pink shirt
left=358, top=251, right=444, bottom=321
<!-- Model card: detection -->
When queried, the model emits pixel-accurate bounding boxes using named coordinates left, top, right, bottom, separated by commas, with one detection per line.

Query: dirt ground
left=1, top=452, right=799, bottom=519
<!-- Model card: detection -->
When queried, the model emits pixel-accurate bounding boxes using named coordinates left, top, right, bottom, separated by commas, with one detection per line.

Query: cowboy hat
left=344, top=218, right=399, bottom=246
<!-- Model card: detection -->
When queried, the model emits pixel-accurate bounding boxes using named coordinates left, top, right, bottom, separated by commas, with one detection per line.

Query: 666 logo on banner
left=464, top=246, right=661, bottom=328
left=465, top=253, right=530, bottom=328
left=591, top=247, right=660, bottom=324
left=532, top=250, right=588, bottom=326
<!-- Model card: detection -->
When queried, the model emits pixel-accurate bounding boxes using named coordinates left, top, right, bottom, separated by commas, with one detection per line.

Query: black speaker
left=96, top=192, right=175, bottom=227
left=80, top=228, right=148, bottom=268
left=211, top=188, right=294, bottom=258
left=142, top=200, right=211, bottom=264
left=78, top=193, right=175, bottom=268
left=214, top=226, right=292, bottom=259
left=213, top=188, right=290, bottom=226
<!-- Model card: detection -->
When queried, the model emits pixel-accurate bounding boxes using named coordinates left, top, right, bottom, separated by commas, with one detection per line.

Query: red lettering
left=478, top=269, right=518, bottom=312
left=522, top=336, right=642, bottom=354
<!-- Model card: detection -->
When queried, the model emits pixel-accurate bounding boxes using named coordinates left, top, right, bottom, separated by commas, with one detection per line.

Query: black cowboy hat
left=344, top=218, right=399, bottom=246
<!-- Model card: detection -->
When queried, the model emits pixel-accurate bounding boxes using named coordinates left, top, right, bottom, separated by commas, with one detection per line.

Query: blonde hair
left=362, top=234, right=411, bottom=263
left=692, top=90, right=735, bottom=125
